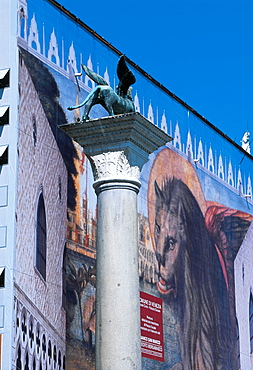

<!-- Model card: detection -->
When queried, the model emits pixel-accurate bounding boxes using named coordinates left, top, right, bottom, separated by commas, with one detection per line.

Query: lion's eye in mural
left=166, top=237, right=176, bottom=252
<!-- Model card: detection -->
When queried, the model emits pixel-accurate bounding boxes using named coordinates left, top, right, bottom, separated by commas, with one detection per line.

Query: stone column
left=91, top=151, right=141, bottom=370
left=59, top=112, right=172, bottom=370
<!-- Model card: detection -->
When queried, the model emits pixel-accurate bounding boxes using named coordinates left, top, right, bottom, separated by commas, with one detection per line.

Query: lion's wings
left=81, top=64, right=109, bottom=86
left=81, top=55, right=136, bottom=96
left=117, top=55, right=136, bottom=96
left=205, top=203, right=252, bottom=289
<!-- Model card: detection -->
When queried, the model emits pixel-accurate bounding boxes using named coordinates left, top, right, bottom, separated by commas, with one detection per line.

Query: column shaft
left=95, top=180, right=141, bottom=370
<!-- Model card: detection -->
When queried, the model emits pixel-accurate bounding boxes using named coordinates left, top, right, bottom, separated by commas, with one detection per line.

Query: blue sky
left=60, top=0, right=253, bottom=146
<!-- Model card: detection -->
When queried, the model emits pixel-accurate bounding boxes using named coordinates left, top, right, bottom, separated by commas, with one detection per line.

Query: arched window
left=48, top=340, right=52, bottom=365
left=36, top=193, right=47, bottom=280
left=250, top=292, right=253, bottom=354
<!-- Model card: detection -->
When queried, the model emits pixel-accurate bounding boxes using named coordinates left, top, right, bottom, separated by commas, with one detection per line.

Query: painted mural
left=138, top=146, right=253, bottom=369
left=61, top=140, right=253, bottom=369
left=15, top=0, right=253, bottom=368
left=65, top=145, right=97, bottom=369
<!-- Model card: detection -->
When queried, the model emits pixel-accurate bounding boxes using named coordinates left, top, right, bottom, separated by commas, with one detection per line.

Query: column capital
left=90, top=151, right=141, bottom=195
left=59, top=112, right=172, bottom=170
left=90, top=151, right=140, bottom=182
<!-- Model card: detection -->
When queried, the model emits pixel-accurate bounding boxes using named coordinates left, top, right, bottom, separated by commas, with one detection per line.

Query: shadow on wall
left=20, top=47, right=78, bottom=210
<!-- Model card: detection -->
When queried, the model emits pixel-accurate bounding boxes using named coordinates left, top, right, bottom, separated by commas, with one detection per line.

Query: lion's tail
left=67, top=101, right=86, bottom=111
left=67, top=88, right=99, bottom=111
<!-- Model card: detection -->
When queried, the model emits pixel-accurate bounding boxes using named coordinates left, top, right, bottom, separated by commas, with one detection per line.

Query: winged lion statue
left=67, top=55, right=136, bottom=121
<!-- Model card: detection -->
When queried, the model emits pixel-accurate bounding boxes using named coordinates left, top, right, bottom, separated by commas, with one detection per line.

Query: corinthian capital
left=89, top=151, right=140, bottom=182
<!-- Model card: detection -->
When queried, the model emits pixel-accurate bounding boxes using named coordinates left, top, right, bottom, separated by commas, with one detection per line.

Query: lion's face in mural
left=153, top=176, right=234, bottom=369
left=154, top=180, right=186, bottom=300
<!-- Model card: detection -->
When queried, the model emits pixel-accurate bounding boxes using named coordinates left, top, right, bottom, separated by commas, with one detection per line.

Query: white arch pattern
left=14, top=298, right=65, bottom=370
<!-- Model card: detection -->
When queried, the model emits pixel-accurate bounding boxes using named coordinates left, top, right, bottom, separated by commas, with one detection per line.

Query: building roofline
left=47, top=0, right=252, bottom=160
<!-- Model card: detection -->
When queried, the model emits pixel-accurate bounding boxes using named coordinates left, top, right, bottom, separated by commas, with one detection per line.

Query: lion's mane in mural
left=154, top=177, right=233, bottom=370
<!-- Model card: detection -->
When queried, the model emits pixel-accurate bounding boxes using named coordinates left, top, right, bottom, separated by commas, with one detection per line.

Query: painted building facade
left=0, top=0, right=253, bottom=369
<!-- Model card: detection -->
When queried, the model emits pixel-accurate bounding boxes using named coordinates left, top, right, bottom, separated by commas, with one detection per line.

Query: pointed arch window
left=249, top=292, right=253, bottom=354
left=36, top=193, right=47, bottom=280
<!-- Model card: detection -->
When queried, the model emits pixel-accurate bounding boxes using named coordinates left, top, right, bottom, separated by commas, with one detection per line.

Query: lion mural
left=153, top=177, right=232, bottom=369
left=147, top=147, right=252, bottom=370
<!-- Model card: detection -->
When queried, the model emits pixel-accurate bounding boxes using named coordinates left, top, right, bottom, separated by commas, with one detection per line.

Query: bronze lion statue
left=68, top=55, right=136, bottom=121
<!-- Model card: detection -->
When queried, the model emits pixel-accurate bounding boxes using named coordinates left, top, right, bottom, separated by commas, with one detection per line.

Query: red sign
left=140, top=291, right=164, bottom=362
